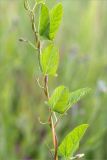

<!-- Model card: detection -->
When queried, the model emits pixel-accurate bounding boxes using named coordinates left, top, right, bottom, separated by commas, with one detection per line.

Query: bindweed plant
left=20, top=0, right=91, bottom=159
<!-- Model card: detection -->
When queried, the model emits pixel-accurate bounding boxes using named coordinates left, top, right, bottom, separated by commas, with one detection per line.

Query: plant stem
left=29, top=7, right=58, bottom=160
left=44, top=75, right=58, bottom=160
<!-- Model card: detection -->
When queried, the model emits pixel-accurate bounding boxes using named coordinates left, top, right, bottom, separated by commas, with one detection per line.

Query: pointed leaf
left=48, top=86, right=70, bottom=113
left=65, top=88, right=91, bottom=113
left=39, top=4, right=50, bottom=38
left=40, top=44, right=59, bottom=76
left=58, top=124, right=89, bottom=158
left=68, top=88, right=91, bottom=107
left=49, top=3, right=63, bottom=40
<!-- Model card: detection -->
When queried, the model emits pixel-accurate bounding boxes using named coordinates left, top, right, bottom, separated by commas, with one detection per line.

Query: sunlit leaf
left=48, top=86, right=70, bottom=113
left=40, top=44, right=59, bottom=76
left=58, top=124, right=89, bottom=158
left=39, top=4, right=50, bottom=38
left=48, top=87, right=91, bottom=114
left=49, top=3, right=63, bottom=40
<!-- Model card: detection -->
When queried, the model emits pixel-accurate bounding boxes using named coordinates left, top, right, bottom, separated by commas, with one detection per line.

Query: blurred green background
left=0, top=0, right=107, bottom=159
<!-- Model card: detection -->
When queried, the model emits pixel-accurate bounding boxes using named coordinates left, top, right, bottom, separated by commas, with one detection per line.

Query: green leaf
left=48, top=87, right=91, bottom=114
left=58, top=124, right=89, bottom=158
left=48, top=86, right=70, bottom=113
left=39, top=4, right=50, bottom=38
left=40, top=44, right=59, bottom=76
left=49, top=3, right=63, bottom=40
left=66, top=88, right=91, bottom=112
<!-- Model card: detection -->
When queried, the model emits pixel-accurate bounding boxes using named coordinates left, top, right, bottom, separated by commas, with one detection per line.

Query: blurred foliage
left=0, top=0, right=107, bottom=159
